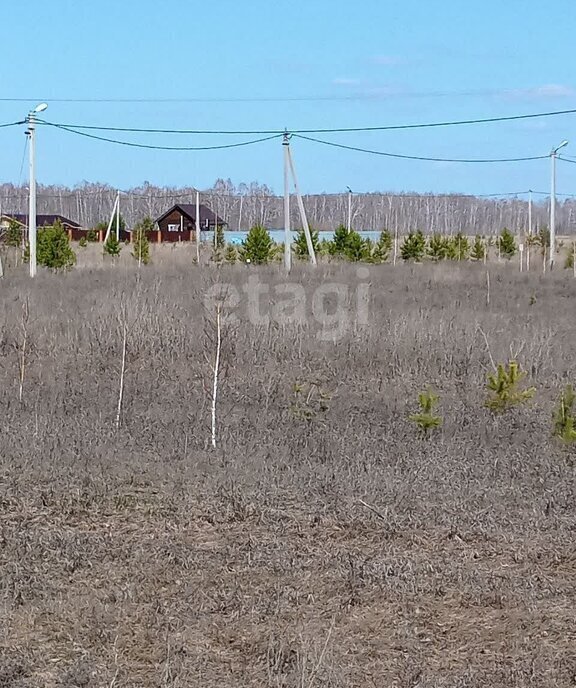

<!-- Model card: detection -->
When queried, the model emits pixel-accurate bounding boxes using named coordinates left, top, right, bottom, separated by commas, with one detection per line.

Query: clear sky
left=1, top=0, right=575, bottom=196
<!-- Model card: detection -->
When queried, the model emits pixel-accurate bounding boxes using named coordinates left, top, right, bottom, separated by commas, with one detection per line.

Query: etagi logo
left=204, top=267, right=371, bottom=341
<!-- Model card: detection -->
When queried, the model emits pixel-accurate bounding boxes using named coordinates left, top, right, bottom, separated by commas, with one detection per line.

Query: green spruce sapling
left=24, top=220, right=76, bottom=269
left=451, top=232, right=470, bottom=260
left=471, top=235, right=486, bottom=261
left=240, top=224, right=274, bottom=264
left=372, top=230, right=393, bottom=263
left=331, top=224, right=350, bottom=256
left=409, top=389, right=442, bottom=433
left=224, top=243, right=237, bottom=264
left=498, top=228, right=516, bottom=259
left=344, top=230, right=370, bottom=262
left=553, top=385, right=576, bottom=443
left=485, top=361, right=535, bottom=412
left=427, top=233, right=449, bottom=261
left=103, top=232, right=122, bottom=257
left=293, top=227, right=320, bottom=259
left=401, top=230, right=427, bottom=262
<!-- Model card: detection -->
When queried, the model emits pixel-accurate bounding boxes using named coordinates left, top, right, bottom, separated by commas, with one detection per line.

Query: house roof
left=1, top=213, right=81, bottom=229
left=155, top=203, right=226, bottom=228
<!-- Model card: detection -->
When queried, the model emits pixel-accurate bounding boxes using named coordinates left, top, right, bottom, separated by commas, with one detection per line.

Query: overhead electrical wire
left=31, top=121, right=554, bottom=164
left=17, top=137, right=28, bottom=186
left=292, top=134, right=548, bottom=164
left=0, top=89, right=564, bottom=103
left=0, top=120, right=26, bottom=129
left=35, top=106, right=576, bottom=136
left=38, top=121, right=283, bottom=151
left=3, top=189, right=574, bottom=200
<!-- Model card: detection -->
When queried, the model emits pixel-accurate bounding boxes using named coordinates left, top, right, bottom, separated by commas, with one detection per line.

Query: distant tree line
left=1, top=179, right=575, bottom=235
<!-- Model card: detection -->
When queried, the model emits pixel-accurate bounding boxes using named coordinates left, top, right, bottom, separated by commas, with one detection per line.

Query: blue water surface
left=203, top=230, right=383, bottom=246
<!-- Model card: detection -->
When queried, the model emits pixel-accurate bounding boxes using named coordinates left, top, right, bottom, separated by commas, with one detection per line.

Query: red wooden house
left=153, top=204, right=226, bottom=243
left=0, top=213, right=83, bottom=240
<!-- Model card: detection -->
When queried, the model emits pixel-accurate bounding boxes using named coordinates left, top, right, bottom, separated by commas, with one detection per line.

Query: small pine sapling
left=214, top=223, right=225, bottom=249
left=485, top=361, right=535, bottom=412
left=331, top=224, right=350, bottom=256
left=553, top=385, right=576, bottom=443
left=103, top=233, right=122, bottom=257
left=427, top=233, right=448, bottom=261
left=498, top=228, right=517, bottom=259
left=409, top=388, right=442, bottom=433
left=318, top=238, right=333, bottom=257
left=86, top=228, right=99, bottom=243
left=452, top=231, right=470, bottom=260
left=372, top=230, right=393, bottom=263
left=5, top=220, right=22, bottom=247
left=224, top=244, right=237, bottom=264
left=211, top=247, right=224, bottom=264
left=293, top=227, right=320, bottom=259
left=240, top=224, right=273, bottom=264
left=131, top=223, right=151, bottom=265
left=471, top=235, right=486, bottom=261
left=24, top=220, right=76, bottom=269
left=344, top=230, right=370, bottom=262
left=400, top=230, right=426, bottom=262
left=79, top=237, right=88, bottom=248
left=538, top=226, right=550, bottom=254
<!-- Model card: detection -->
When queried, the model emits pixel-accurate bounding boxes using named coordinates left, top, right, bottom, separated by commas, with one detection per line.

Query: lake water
left=203, top=230, right=383, bottom=245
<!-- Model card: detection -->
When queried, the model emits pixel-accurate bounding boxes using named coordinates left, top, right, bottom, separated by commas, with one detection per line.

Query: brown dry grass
left=1, top=261, right=576, bottom=686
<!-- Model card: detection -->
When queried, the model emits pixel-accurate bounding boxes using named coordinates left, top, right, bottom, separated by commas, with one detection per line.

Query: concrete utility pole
left=283, top=131, right=291, bottom=273
left=286, top=144, right=317, bottom=266
left=550, top=140, right=568, bottom=270
left=346, top=186, right=352, bottom=232
left=527, top=189, right=532, bottom=271
left=104, top=192, right=120, bottom=243
left=116, top=191, right=120, bottom=241
left=27, top=103, right=48, bottom=277
left=196, top=190, right=201, bottom=264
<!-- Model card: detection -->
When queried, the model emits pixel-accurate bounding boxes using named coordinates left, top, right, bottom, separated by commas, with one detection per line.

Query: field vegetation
left=1, top=262, right=576, bottom=686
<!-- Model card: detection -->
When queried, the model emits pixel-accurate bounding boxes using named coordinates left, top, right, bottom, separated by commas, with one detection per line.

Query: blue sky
left=1, top=0, right=575, bottom=196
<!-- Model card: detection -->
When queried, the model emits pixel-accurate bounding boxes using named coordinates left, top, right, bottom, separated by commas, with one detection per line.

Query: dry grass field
left=1, top=261, right=576, bottom=686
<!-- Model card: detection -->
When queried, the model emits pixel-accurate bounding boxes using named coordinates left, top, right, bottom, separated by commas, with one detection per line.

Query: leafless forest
left=2, top=179, right=576, bottom=234
left=1, top=262, right=575, bottom=686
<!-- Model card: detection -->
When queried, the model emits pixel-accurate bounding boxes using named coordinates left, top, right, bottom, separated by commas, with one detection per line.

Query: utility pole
left=286, top=143, right=317, bottom=266
left=26, top=103, right=48, bottom=277
left=104, top=192, right=119, bottom=243
left=196, top=190, right=201, bottom=264
left=346, top=186, right=352, bottom=232
left=550, top=140, right=569, bottom=270
left=116, top=191, right=120, bottom=241
left=283, top=131, right=291, bottom=273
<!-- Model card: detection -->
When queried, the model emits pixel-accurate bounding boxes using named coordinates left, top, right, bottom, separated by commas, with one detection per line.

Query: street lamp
left=27, top=102, right=48, bottom=277
left=346, top=186, right=352, bottom=233
left=550, top=139, right=568, bottom=270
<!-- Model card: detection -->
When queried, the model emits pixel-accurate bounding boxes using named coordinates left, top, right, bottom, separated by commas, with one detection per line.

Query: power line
left=36, top=106, right=576, bottom=135
left=293, top=134, right=548, bottom=164
left=17, top=137, right=28, bottom=187
left=530, top=189, right=576, bottom=197
left=4, top=188, right=574, bottom=200
left=1, top=88, right=575, bottom=104
left=0, top=89, right=551, bottom=104
left=40, top=121, right=283, bottom=151
left=33, top=121, right=554, bottom=164
left=0, top=120, right=26, bottom=129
